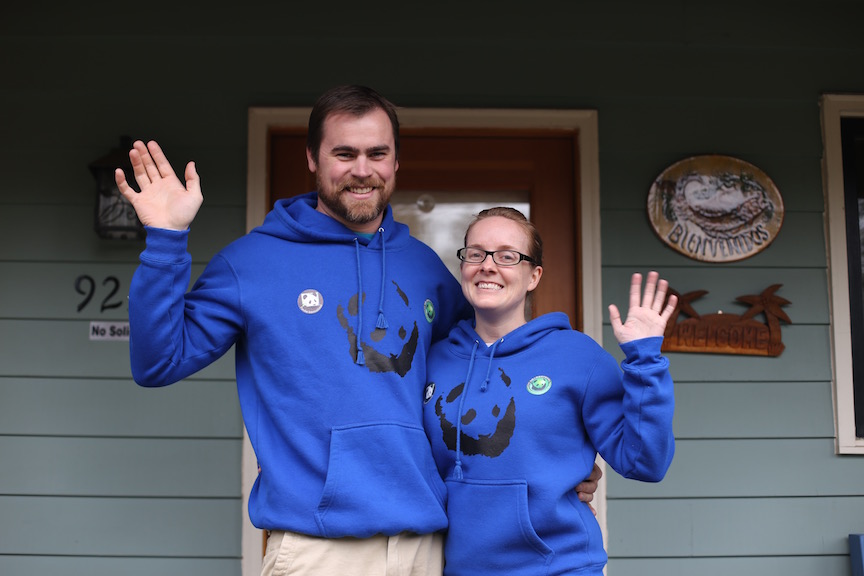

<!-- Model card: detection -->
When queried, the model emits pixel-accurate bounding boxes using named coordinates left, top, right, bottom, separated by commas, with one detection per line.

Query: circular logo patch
left=297, top=289, right=323, bottom=314
left=527, top=375, right=552, bottom=395
left=424, top=299, right=436, bottom=323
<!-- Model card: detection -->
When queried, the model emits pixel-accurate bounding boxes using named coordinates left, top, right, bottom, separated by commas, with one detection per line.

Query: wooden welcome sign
left=662, top=284, right=790, bottom=357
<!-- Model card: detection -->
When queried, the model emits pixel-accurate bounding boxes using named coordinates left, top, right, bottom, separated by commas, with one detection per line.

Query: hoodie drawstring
left=353, top=229, right=389, bottom=366
left=375, top=228, right=388, bottom=329
left=453, top=340, right=480, bottom=481
left=453, top=338, right=502, bottom=480
left=480, top=338, right=501, bottom=392
left=353, top=238, right=365, bottom=366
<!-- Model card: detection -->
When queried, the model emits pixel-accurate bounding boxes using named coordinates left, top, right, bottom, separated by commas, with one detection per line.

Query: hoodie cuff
left=619, top=336, right=665, bottom=366
left=140, top=226, right=191, bottom=264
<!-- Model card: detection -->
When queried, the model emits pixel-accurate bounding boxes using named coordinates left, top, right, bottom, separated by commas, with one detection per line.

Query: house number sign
left=75, top=274, right=130, bottom=341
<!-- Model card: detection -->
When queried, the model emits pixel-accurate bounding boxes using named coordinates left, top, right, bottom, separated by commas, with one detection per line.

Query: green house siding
left=2, top=2, right=863, bottom=574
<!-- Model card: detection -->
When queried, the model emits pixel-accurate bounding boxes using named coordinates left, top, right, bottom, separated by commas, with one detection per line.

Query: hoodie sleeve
left=432, top=281, right=473, bottom=344
left=421, top=251, right=473, bottom=344
left=128, top=227, right=243, bottom=387
left=581, top=336, right=675, bottom=482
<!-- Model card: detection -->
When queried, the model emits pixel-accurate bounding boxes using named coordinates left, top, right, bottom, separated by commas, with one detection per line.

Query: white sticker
left=89, top=321, right=130, bottom=341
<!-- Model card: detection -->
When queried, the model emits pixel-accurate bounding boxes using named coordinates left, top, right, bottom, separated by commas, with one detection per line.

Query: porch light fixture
left=89, top=137, right=144, bottom=240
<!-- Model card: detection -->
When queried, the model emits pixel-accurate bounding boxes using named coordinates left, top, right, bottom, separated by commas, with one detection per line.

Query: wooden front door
left=268, top=129, right=582, bottom=329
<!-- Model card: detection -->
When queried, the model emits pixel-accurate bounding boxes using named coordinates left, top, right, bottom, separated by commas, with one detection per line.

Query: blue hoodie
left=128, top=192, right=472, bottom=537
left=422, top=313, right=675, bottom=575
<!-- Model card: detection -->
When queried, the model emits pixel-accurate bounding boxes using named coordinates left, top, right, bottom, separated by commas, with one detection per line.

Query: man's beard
left=316, top=175, right=393, bottom=225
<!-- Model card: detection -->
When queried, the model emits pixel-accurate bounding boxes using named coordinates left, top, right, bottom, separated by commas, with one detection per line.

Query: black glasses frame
left=456, top=247, right=538, bottom=266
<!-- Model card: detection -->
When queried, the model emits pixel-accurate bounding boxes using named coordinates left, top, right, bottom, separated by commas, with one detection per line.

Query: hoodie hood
left=447, top=312, right=573, bottom=358
left=252, top=192, right=415, bottom=364
left=443, top=311, right=572, bottom=479
left=252, top=191, right=412, bottom=247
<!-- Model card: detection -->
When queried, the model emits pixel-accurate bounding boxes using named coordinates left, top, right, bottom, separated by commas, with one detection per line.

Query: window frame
left=821, top=93, right=864, bottom=454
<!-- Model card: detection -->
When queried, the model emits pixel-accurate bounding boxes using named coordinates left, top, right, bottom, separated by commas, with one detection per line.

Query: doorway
left=243, top=106, right=603, bottom=575
left=268, top=129, right=581, bottom=325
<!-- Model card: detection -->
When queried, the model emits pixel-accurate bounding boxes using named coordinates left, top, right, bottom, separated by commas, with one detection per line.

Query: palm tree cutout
left=664, top=288, right=707, bottom=337
left=662, top=284, right=791, bottom=357
left=736, top=284, right=791, bottom=356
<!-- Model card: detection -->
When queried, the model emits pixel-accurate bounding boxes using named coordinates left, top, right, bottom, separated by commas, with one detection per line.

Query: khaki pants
left=261, top=530, right=444, bottom=576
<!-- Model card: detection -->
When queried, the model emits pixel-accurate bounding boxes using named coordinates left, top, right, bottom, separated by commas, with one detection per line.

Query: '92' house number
left=76, top=275, right=124, bottom=313
left=76, top=275, right=130, bottom=341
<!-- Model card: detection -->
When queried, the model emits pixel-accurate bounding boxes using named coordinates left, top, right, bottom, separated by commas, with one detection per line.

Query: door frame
left=243, top=106, right=603, bottom=574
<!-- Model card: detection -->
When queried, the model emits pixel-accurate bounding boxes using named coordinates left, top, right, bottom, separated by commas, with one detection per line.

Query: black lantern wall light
left=89, top=137, right=145, bottom=240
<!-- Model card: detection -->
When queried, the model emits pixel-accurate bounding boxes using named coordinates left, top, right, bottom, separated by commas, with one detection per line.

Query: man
left=116, top=85, right=598, bottom=575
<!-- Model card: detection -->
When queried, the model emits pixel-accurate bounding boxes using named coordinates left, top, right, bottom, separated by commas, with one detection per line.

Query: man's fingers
left=184, top=161, right=200, bottom=194
left=128, top=143, right=151, bottom=187
left=134, top=140, right=163, bottom=182
left=147, top=140, right=176, bottom=179
left=115, top=168, right=134, bottom=200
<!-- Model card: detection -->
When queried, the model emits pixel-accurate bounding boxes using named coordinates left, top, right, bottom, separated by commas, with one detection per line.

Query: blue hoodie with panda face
left=128, top=191, right=472, bottom=537
left=422, top=312, right=675, bottom=576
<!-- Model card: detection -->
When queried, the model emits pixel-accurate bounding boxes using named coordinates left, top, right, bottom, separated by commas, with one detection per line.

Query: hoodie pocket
left=444, top=478, right=553, bottom=575
left=315, top=422, right=448, bottom=538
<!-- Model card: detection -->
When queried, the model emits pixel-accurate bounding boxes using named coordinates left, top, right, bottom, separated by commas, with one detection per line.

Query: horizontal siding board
left=607, top=555, right=851, bottom=576
left=0, top=3, right=819, bottom=43
left=607, top=439, right=858, bottom=498
left=0, top=437, right=241, bottom=497
left=0, top=496, right=241, bottom=557
left=0, top=556, right=240, bottom=576
left=0, top=204, right=244, bottom=263
left=3, top=2, right=863, bottom=48
left=0, top=320, right=235, bottom=380
left=672, top=381, right=834, bottom=439
left=0, top=263, right=206, bottom=320
left=606, top=496, right=864, bottom=557
left=674, top=1, right=864, bottom=47
left=598, top=97, right=823, bottom=158
left=0, top=88, right=252, bottom=149
left=599, top=211, right=826, bottom=268
left=602, top=324, right=831, bottom=382
left=0, top=378, right=241, bottom=437
left=0, top=144, right=246, bottom=207
left=3, top=36, right=861, bottom=103
left=603, top=267, right=827, bottom=325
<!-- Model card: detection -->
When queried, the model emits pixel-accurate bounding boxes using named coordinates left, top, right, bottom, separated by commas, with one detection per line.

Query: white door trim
left=243, top=106, right=604, bottom=575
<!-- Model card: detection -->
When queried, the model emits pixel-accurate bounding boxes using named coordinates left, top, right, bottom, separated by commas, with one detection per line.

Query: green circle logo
left=527, top=375, right=552, bottom=395
left=424, top=299, right=436, bottom=323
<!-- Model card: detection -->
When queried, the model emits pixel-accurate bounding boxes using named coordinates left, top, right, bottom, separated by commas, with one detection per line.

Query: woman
left=422, top=207, right=677, bottom=575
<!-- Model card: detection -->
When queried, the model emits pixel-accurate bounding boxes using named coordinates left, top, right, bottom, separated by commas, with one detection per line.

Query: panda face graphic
left=336, top=281, right=419, bottom=377
left=301, top=292, right=319, bottom=308
left=297, top=289, right=324, bottom=314
left=433, top=368, right=516, bottom=458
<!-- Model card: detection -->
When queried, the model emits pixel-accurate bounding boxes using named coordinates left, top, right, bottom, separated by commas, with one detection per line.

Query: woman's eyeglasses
left=457, top=247, right=538, bottom=266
